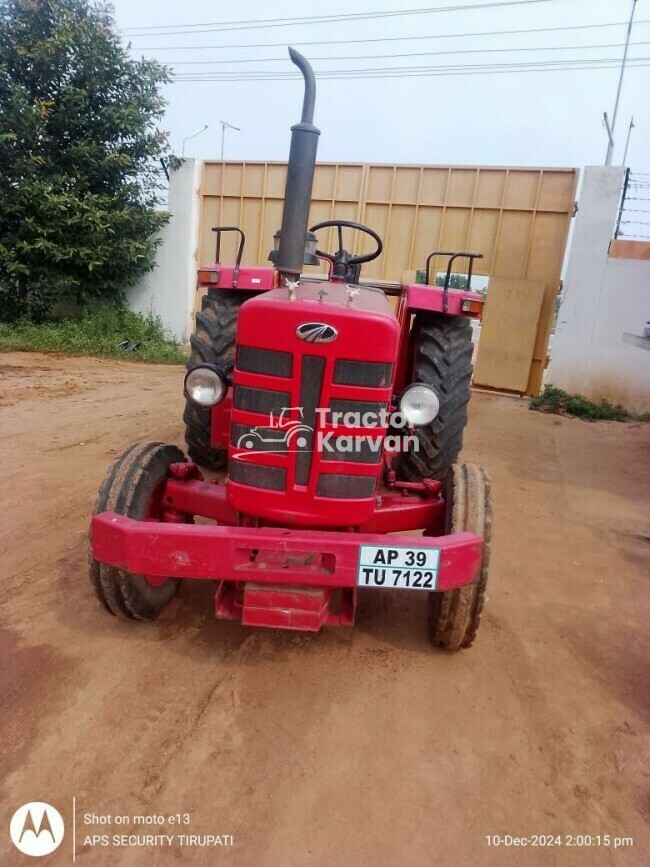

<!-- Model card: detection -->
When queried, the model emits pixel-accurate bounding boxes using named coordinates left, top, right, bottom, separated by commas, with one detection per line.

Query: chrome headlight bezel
left=184, top=364, right=228, bottom=408
left=398, top=383, right=441, bottom=427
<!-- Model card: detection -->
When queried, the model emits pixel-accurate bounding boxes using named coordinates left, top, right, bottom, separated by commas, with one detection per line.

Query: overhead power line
left=122, top=0, right=551, bottom=36
left=171, top=57, right=650, bottom=82
left=171, top=55, right=650, bottom=75
left=173, top=67, right=650, bottom=83
left=164, top=40, right=650, bottom=66
left=127, top=18, right=650, bottom=52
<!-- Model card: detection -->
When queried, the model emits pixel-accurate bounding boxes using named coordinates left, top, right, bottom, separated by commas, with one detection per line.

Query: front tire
left=89, top=442, right=189, bottom=620
left=398, top=312, right=473, bottom=482
left=184, top=291, right=247, bottom=470
left=428, top=462, right=492, bottom=650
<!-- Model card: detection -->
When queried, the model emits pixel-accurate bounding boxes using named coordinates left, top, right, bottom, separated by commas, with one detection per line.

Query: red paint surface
left=227, top=281, right=400, bottom=527
left=92, top=511, right=482, bottom=592
left=201, top=265, right=277, bottom=291
left=404, top=283, right=484, bottom=317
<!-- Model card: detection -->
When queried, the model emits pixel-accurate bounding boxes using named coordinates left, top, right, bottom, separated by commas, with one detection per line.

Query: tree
left=0, top=0, right=171, bottom=320
left=435, top=273, right=469, bottom=290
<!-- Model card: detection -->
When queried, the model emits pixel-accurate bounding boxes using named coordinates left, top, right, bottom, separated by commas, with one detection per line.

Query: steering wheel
left=309, top=219, right=383, bottom=281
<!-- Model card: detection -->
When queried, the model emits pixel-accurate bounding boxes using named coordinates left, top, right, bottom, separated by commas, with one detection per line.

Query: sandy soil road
left=0, top=351, right=648, bottom=867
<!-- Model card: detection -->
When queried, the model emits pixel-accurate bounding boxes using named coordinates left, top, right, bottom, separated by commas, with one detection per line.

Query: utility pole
left=220, top=120, right=240, bottom=161
left=181, top=124, right=208, bottom=158
left=622, top=116, right=635, bottom=166
left=604, top=0, right=638, bottom=165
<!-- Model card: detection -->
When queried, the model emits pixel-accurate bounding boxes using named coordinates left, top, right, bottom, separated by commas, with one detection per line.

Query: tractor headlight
left=184, top=365, right=227, bottom=407
left=399, top=384, right=440, bottom=426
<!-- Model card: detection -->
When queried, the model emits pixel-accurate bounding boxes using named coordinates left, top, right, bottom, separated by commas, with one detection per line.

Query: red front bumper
left=90, top=477, right=483, bottom=630
left=91, top=512, right=482, bottom=592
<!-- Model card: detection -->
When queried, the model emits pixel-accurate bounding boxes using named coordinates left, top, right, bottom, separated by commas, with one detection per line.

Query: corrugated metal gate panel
left=198, top=161, right=578, bottom=394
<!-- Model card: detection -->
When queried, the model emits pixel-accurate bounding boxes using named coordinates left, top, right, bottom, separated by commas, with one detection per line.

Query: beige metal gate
left=198, top=161, right=578, bottom=394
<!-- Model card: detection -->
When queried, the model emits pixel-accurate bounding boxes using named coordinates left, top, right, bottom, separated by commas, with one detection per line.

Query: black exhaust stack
left=270, top=48, right=320, bottom=283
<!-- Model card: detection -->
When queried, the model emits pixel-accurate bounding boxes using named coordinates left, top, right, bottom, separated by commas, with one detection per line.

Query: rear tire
left=398, top=312, right=473, bottom=482
left=89, top=442, right=189, bottom=620
left=428, top=462, right=492, bottom=650
left=184, top=291, right=247, bottom=470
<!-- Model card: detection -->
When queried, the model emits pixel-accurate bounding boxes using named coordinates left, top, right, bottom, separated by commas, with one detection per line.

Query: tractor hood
left=227, top=281, right=399, bottom=527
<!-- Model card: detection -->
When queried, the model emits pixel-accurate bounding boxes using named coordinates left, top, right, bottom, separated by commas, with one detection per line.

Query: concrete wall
left=548, top=166, right=650, bottom=414
left=126, top=159, right=201, bottom=343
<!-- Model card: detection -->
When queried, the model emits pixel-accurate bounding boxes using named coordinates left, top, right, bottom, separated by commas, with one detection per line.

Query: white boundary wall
left=126, top=159, right=201, bottom=343
left=548, top=167, right=650, bottom=414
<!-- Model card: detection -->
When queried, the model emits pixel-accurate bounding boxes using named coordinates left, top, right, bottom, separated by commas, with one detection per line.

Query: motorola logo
left=10, top=802, right=64, bottom=857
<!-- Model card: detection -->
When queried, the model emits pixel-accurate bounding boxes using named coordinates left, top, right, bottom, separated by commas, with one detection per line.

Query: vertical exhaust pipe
left=271, top=48, right=321, bottom=283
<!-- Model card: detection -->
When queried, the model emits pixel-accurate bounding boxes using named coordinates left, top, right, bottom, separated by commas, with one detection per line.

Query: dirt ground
left=0, top=351, right=648, bottom=867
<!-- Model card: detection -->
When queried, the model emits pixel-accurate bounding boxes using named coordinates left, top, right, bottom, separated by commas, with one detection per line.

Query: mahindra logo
left=296, top=322, right=338, bottom=343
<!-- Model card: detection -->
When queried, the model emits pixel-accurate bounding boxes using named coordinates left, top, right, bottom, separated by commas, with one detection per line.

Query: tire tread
left=89, top=442, right=186, bottom=620
left=399, top=312, right=473, bottom=482
left=184, top=291, right=248, bottom=470
left=428, top=462, right=492, bottom=650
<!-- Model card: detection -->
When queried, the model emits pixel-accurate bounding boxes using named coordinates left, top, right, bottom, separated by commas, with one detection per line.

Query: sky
left=111, top=0, right=649, bottom=192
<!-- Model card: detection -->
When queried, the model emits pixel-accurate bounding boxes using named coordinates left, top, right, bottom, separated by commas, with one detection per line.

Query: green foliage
left=435, top=273, right=469, bottom=289
left=0, top=0, right=171, bottom=320
left=415, top=269, right=486, bottom=293
left=530, top=385, right=630, bottom=422
left=0, top=306, right=186, bottom=363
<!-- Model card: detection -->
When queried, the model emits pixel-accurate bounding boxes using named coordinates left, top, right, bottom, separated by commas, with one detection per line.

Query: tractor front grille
left=329, top=397, right=386, bottom=425
left=229, top=461, right=286, bottom=491
left=230, top=355, right=392, bottom=503
left=237, top=345, right=292, bottom=378
left=321, top=436, right=382, bottom=463
left=295, top=356, right=326, bottom=485
left=334, top=359, right=393, bottom=387
left=228, top=287, right=398, bottom=526
left=316, top=473, right=378, bottom=499
left=233, top=385, right=290, bottom=416
left=231, top=422, right=289, bottom=453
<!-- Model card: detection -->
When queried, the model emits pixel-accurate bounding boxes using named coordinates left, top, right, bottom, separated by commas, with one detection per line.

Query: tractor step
left=243, top=584, right=330, bottom=631
left=215, top=581, right=331, bottom=631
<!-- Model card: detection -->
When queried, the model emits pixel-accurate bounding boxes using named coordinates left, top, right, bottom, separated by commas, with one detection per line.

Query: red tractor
left=90, top=49, right=491, bottom=650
